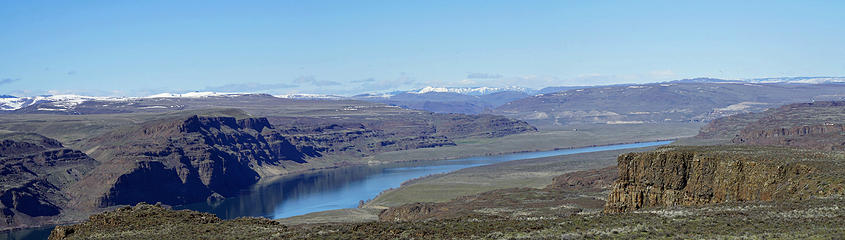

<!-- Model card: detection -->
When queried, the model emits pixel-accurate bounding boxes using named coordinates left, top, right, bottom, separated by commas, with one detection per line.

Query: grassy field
left=276, top=208, right=382, bottom=225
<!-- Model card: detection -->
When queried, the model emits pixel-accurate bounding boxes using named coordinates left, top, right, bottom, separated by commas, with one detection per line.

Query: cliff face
left=696, top=101, right=845, bottom=149
left=77, top=112, right=532, bottom=209
left=0, top=133, right=98, bottom=229
left=267, top=113, right=536, bottom=157
left=0, top=105, right=538, bottom=230
left=604, top=146, right=845, bottom=213
left=73, top=115, right=316, bottom=208
left=733, top=123, right=845, bottom=150
left=275, top=122, right=455, bottom=158
left=729, top=102, right=845, bottom=150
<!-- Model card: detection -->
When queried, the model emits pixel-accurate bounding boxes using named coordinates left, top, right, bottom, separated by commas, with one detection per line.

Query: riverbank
left=4, top=123, right=700, bottom=238
left=277, top=143, right=670, bottom=225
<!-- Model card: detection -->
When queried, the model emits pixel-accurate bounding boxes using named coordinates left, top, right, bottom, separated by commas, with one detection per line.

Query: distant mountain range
left=4, top=76, right=845, bottom=117
left=745, top=76, right=845, bottom=84
left=493, top=80, right=845, bottom=129
left=410, top=86, right=529, bottom=95
left=349, top=86, right=533, bottom=114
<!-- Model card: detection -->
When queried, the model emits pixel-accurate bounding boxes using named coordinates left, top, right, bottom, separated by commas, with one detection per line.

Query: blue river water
left=176, top=140, right=672, bottom=219
left=2, top=140, right=670, bottom=240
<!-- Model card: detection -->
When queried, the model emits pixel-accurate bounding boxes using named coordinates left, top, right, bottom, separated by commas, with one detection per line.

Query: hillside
left=0, top=102, right=536, bottom=230
left=353, top=90, right=530, bottom=114
left=494, top=82, right=845, bottom=128
left=0, top=133, right=98, bottom=230
left=695, top=101, right=845, bottom=149
left=42, top=101, right=845, bottom=238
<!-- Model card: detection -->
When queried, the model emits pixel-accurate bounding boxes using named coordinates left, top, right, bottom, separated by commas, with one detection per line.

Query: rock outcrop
left=71, top=115, right=315, bottom=209
left=604, top=145, right=845, bottom=213
left=729, top=101, right=845, bottom=150
left=0, top=133, right=98, bottom=230
left=0, top=105, right=537, bottom=230
left=697, top=101, right=845, bottom=150
left=69, top=112, right=534, bottom=209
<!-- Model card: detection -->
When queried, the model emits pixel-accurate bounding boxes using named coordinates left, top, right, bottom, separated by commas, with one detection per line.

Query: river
left=2, top=140, right=671, bottom=240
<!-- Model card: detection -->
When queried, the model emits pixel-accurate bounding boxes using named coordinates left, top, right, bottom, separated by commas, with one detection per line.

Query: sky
left=1, top=0, right=844, bottom=96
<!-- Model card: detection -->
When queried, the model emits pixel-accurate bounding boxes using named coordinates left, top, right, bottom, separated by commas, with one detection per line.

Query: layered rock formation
left=70, top=115, right=318, bottom=209
left=604, top=145, right=845, bottom=213
left=0, top=104, right=537, bottom=230
left=64, top=111, right=535, bottom=210
left=696, top=101, right=845, bottom=150
left=730, top=101, right=845, bottom=150
left=0, top=133, right=98, bottom=229
left=270, top=117, right=454, bottom=158
left=267, top=113, right=536, bottom=157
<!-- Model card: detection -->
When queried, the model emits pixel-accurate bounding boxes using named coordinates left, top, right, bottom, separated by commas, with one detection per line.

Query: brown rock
left=604, top=146, right=845, bottom=213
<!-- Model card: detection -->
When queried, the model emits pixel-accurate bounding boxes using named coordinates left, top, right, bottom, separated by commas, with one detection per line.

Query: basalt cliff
left=696, top=101, right=845, bottom=149
left=0, top=107, right=536, bottom=230
left=604, top=145, right=845, bottom=213
left=0, top=133, right=98, bottom=229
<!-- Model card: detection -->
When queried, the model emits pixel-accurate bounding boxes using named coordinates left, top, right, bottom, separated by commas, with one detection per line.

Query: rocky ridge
left=729, top=101, right=845, bottom=150
left=494, top=82, right=845, bottom=128
left=604, top=145, right=845, bottom=213
left=0, top=133, right=98, bottom=230
left=0, top=107, right=535, bottom=229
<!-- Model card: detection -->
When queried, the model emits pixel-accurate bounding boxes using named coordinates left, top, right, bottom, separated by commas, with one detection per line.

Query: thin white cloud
left=466, top=72, right=503, bottom=79
left=295, top=75, right=341, bottom=86
left=0, top=78, right=19, bottom=85
left=203, top=82, right=298, bottom=92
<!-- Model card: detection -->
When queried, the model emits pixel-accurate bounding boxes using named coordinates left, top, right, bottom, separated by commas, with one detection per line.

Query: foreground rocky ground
left=49, top=195, right=845, bottom=239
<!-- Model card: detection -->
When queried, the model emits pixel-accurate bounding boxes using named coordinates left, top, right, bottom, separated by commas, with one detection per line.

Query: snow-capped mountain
left=0, top=95, right=129, bottom=111
left=0, top=92, right=260, bottom=111
left=411, top=86, right=531, bottom=95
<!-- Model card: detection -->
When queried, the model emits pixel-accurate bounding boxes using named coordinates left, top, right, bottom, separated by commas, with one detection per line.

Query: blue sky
left=1, top=0, right=844, bottom=96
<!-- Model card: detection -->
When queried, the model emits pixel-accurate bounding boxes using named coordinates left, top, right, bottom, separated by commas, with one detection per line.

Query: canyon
left=0, top=97, right=536, bottom=232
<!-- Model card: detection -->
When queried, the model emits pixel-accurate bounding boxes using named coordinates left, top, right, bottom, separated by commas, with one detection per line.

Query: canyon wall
left=0, top=133, right=98, bottom=229
left=604, top=146, right=845, bottom=213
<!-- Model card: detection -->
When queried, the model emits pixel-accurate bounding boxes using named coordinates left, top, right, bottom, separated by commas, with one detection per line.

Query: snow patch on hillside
left=274, top=93, right=343, bottom=100
left=144, top=92, right=242, bottom=98
left=412, top=86, right=529, bottom=95
left=0, top=95, right=128, bottom=111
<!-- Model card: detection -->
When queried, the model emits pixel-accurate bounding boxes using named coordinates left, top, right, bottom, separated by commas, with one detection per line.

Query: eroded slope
left=0, top=133, right=98, bottom=230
